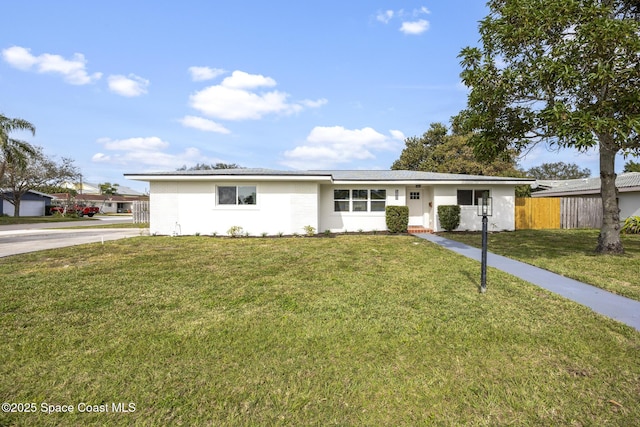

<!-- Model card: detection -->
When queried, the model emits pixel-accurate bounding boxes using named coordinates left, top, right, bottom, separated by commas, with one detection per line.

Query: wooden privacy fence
left=132, top=200, right=150, bottom=224
left=515, top=198, right=561, bottom=229
left=561, top=197, right=602, bottom=229
left=516, top=197, right=603, bottom=230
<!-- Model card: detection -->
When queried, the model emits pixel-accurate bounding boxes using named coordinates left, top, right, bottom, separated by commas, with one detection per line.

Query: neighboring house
left=532, top=172, right=640, bottom=219
left=1, top=190, right=53, bottom=216
left=53, top=181, right=148, bottom=214
left=124, top=169, right=532, bottom=236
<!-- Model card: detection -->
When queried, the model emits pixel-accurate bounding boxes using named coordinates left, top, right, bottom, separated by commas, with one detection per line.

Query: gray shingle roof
left=127, top=168, right=331, bottom=177
left=317, top=170, right=531, bottom=182
left=533, top=172, right=640, bottom=196
left=125, top=168, right=532, bottom=183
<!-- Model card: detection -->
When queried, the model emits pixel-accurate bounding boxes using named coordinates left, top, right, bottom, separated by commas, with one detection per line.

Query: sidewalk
left=414, top=233, right=640, bottom=332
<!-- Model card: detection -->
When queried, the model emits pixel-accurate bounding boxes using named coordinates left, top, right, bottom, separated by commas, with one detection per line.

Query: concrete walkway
left=414, top=233, right=640, bottom=332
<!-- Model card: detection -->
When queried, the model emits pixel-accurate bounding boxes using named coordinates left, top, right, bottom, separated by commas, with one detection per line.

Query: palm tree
left=0, top=114, right=36, bottom=180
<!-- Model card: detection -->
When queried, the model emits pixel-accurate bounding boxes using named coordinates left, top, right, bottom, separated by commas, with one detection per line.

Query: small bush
left=227, top=225, right=244, bottom=237
left=386, top=206, right=409, bottom=233
left=438, top=205, right=461, bottom=231
left=303, top=225, right=316, bottom=237
left=622, top=216, right=640, bottom=234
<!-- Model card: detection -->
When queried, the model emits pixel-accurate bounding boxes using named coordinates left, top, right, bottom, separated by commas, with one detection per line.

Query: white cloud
left=108, top=74, right=149, bottom=97
left=376, top=10, right=394, bottom=24
left=189, top=66, right=226, bottom=82
left=97, top=136, right=168, bottom=151
left=189, top=70, right=326, bottom=121
left=300, top=98, right=329, bottom=108
left=2, top=46, right=37, bottom=69
left=93, top=136, right=215, bottom=170
left=376, top=7, right=431, bottom=35
left=400, top=19, right=430, bottom=35
left=389, top=129, right=406, bottom=141
left=221, top=70, right=276, bottom=89
left=282, top=126, right=402, bottom=169
left=1, top=45, right=102, bottom=84
left=179, top=115, right=231, bottom=134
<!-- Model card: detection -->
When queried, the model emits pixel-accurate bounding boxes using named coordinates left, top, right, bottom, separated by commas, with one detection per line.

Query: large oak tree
left=455, top=0, right=640, bottom=254
left=391, top=122, right=520, bottom=176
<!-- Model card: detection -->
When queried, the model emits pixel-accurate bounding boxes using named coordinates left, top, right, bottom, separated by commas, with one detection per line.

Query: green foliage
left=437, top=205, right=461, bottom=231
left=391, top=123, right=448, bottom=171
left=456, top=1, right=640, bottom=158
left=526, top=162, right=591, bottom=180
left=455, top=0, right=640, bottom=253
left=303, top=225, right=316, bottom=236
left=227, top=225, right=244, bottom=237
left=385, top=206, right=409, bottom=233
left=392, top=122, right=520, bottom=176
left=624, top=160, right=640, bottom=173
left=177, top=162, right=243, bottom=171
left=0, top=113, right=36, bottom=180
left=622, top=216, right=640, bottom=234
left=99, top=182, right=120, bottom=195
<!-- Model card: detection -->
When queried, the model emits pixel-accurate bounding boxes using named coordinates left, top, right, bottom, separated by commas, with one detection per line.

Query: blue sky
left=2, top=1, right=631, bottom=192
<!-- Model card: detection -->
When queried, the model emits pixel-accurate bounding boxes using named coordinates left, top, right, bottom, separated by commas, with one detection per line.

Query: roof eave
left=331, top=179, right=532, bottom=185
left=123, top=173, right=334, bottom=182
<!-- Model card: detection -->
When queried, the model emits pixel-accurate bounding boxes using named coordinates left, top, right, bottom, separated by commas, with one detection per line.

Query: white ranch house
left=124, top=169, right=532, bottom=236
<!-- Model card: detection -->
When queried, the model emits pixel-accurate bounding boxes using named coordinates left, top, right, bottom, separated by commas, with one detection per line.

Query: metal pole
left=480, top=214, right=488, bottom=293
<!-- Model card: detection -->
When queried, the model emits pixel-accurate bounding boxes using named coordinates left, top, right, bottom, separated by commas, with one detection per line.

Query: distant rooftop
left=532, top=172, right=640, bottom=196
left=63, top=181, right=145, bottom=196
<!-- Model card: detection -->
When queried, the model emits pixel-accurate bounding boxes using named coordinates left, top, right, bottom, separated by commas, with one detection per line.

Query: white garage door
left=3, top=200, right=45, bottom=216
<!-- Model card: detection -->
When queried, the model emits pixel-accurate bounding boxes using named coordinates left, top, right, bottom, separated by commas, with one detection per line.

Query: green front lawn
left=0, top=216, right=97, bottom=225
left=1, top=235, right=639, bottom=426
left=441, top=229, right=640, bottom=301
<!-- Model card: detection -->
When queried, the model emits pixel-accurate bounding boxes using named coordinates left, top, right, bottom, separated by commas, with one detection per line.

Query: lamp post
left=477, top=193, right=492, bottom=293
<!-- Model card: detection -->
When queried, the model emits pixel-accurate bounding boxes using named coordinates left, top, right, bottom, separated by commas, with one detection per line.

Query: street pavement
left=0, top=216, right=144, bottom=257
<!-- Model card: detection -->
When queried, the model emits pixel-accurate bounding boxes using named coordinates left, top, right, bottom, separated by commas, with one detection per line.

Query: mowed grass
left=441, top=229, right=640, bottom=301
left=0, top=216, right=97, bottom=225
left=1, top=235, right=639, bottom=426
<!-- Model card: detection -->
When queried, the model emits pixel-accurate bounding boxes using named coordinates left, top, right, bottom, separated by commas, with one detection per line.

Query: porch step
left=407, top=226, right=433, bottom=234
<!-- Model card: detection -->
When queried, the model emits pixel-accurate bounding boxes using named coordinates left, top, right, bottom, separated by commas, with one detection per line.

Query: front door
left=407, top=189, right=424, bottom=225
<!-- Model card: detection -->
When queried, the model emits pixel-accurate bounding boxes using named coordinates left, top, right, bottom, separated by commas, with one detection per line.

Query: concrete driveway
left=0, top=216, right=145, bottom=257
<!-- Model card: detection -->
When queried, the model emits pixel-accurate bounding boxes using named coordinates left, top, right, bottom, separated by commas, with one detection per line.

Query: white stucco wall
left=148, top=180, right=520, bottom=235
left=432, top=185, right=516, bottom=232
left=318, top=184, right=405, bottom=233
left=149, top=181, right=319, bottom=236
left=619, top=192, right=640, bottom=219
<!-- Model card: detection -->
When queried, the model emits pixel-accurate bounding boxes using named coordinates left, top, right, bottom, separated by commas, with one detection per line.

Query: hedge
left=437, top=205, right=461, bottom=231
left=386, top=206, right=409, bottom=233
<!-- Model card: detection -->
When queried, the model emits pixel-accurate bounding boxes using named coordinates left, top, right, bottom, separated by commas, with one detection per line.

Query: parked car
left=50, top=205, right=100, bottom=217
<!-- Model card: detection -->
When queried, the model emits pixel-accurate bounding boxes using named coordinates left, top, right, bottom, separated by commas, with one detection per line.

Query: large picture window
left=333, top=189, right=386, bottom=212
left=218, top=186, right=257, bottom=205
left=457, top=189, right=490, bottom=206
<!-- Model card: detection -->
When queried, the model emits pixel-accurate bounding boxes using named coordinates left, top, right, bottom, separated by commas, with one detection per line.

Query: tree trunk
left=595, top=136, right=624, bottom=254
left=12, top=198, right=21, bottom=217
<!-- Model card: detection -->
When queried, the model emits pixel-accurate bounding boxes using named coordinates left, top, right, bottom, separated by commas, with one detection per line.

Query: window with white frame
left=334, top=189, right=386, bottom=212
left=218, top=185, right=257, bottom=205
left=457, top=189, right=490, bottom=206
